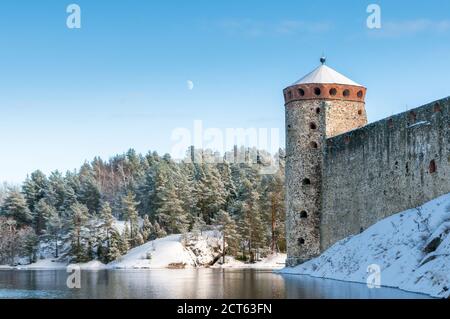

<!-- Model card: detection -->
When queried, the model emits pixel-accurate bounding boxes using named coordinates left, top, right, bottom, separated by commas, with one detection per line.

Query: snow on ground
left=110, top=234, right=196, bottom=269
left=16, top=259, right=67, bottom=270
left=213, top=253, right=286, bottom=269
left=2, top=228, right=285, bottom=270
left=279, top=193, right=450, bottom=298
left=110, top=231, right=225, bottom=269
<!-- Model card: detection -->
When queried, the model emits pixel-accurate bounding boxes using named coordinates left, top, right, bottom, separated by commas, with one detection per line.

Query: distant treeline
left=0, top=147, right=285, bottom=265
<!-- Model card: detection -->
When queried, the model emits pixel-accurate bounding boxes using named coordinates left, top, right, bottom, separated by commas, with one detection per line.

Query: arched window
left=300, top=211, right=308, bottom=219
left=302, top=178, right=311, bottom=185
left=357, top=90, right=363, bottom=98
left=314, top=87, right=321, bottom=96
left=298, top=238, right=305, bottom=245
left=329, top=88, right=337, bottom=96
left=309, top=122, right=317, bottom=130
left=298, top=88, right=305, bottom=96
left=310, top=141, right=318, bottom=149
left=343, top=89, right=350, bottom=97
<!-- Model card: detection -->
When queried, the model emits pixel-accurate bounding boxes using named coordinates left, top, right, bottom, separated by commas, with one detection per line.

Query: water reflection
left=0, top=269, right=430, bottom=299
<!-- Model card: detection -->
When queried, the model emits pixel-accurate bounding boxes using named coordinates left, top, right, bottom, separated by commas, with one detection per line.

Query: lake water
left=0, top=269, right=430, bottom=299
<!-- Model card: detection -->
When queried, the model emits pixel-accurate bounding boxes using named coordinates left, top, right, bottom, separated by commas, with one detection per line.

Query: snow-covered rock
left=278, top=193, right=450, bottom=299
left=109, top=231, right=223, bottom=269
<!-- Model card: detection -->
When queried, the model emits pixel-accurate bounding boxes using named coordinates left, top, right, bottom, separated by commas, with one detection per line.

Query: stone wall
left=325, top=99, right=367, bottom=138
left=285, top=99, right=325, bottom=266
left=320, top=97, right=450, bottom=251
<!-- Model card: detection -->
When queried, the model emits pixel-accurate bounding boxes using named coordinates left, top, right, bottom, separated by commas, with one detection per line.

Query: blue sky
left=1, top=0, right=450, bottom=183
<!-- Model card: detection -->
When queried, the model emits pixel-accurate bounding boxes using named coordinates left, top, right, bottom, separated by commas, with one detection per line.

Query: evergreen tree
left=122, top=223, right=131, bottom=253
left=153, top=221, right=167, bottom=238
left=191, top=216, right=206, bottom=238
left=68, top=202, right=90, bottom=263
left=121, top=191, right=140, bottom=247
left=141, top=214, right=154, bottom=241
left=107, top=228, right=124, bottom=262
left=46, top=171, right=67, bottom=212
left=22, top=170, right=48, bottom=212
left=79, top=164, right=101, bottom=214
left=45, top=209, right=62, bottom=258
left=19, top=227, right=39, bottom=264
left=155, top=176, right=190, bottom=234
left=1, top=190, right=32, bottom=227
left=33, top=199, right=56, bottom=235
left=213, top=210, right=240, bottom=263
left=98, top=202, right=115, bottom=254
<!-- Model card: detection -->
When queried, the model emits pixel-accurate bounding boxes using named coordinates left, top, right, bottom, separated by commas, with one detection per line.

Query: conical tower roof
left=294, top=64, right=362, bottom=87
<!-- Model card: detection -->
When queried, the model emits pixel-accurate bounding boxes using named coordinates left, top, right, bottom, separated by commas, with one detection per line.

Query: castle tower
left=284, top=57, right=367, bottom=266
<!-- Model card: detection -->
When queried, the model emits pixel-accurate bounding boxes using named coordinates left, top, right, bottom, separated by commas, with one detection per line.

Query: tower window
left=429, top=160, right=437, bottom=174
left=300, top=211, right=308, bottom=219
left=357, top=90, right=363, bottom=98
left=434, top=103, right=441, bottom=113
left=298, top=238, right=305, bottom=245
left=315, top=107, right=321, bottom=114
left=358, top=110, right=363, bottom=115
left=314, top=87, right=321, bottom=96
left=298, top=88, right=305, bottom=96
left=310, top=141, right=318, bottom=149
left=287, top=91, right=292, bottom=99
left=343, top=89, right=350, bottom=97
left=309, top=122, right=317, bottom=130
left=329, top=88, right=337, bottom=96
left=302, top=178, right=311, bottom=185
left=387, top=118, right=394, bottom=128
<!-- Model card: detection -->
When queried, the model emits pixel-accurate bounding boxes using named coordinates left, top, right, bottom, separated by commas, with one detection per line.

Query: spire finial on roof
left=320, top=55, right=326, bottom=65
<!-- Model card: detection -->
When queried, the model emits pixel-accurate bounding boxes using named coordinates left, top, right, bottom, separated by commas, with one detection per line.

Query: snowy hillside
left=110, top=231, right=223, bottom=269
left=279, top=193, right=450, bottom=298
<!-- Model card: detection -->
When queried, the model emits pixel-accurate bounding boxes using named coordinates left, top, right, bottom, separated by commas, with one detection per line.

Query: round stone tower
left=284, top=57, right=367, bottom=267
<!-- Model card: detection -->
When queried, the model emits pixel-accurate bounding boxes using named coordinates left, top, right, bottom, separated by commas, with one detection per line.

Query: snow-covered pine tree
left=141, top=214, right=153, bottom=241
left=45, top=171, right=67, bottom=213
left=220, top=160, right=238, bottom=212
left=45, top=209, right=62, bottom=258
left=97, top=202, right=115, bottom=262
left=107, top=227, right=124, bottom=262
left=78, top=164, right=101, bottom=214
left=22, top=170, right=48, bottom=213
left=155, top=180, right=190, bottom=234
left=153, top=220, right=167, bottom=238
left=67, top=202, right=90, bottom=263
left=191, top=215, right=207, bottom=239
left=122, top=223, right=131, bottom=253
left=121, top=191, right=141, bottom=247
left=33, top=199, right=57, bottom=236
left=213, top=210, right=240, bottom=263
left=1, top=190, right=32, bottom=227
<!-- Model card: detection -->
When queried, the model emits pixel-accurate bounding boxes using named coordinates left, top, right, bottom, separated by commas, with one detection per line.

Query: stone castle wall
left=320, top=96, right=450, bottom=251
